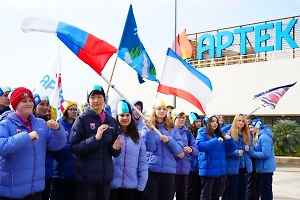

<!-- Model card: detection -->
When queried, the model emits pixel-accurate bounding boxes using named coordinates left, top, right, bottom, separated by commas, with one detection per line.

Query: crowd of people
left=0, top=84, right=276, bottom=200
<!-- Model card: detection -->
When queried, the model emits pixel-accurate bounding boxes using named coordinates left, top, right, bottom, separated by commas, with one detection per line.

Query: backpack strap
left=185, top=130, right=192, bottom=146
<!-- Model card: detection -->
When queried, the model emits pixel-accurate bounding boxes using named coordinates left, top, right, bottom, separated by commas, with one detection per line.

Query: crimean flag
left=158, top=48, right=212, bottom=115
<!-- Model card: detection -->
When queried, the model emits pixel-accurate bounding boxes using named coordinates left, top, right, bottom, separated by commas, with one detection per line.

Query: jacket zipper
left=31, top=141, right=36, bottom=193
left=10, top=171, right=13, bottom=187
left=121, top=137, right=127, bottom=187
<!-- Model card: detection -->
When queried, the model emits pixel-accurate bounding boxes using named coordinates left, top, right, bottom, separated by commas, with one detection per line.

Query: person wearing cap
left=171, top=109, right=198, bottom=200
left=131, top=100, right=145, bottom=132
left=0, top=85, right=11, bottom=115
left=33, top=94, right=50, bottom=121
left=0, top=87, right=67, bottom=199
left=32, top=93, right=55, bottom=200
left=69, top=84, right=123, bottom=200
left=186, top=112, right=202, bottom=200
left=223, top=114, right=252, bottom=200
left=141, top=99, right=183, bottom=200
left=110, top=100, right=148, bottom=200
left=166, top=105, right=174, bottom=121
left=248, top=119, right=276, bottom=200
left=196, top=115, right=235, bottom=200
left=51, top=100, right=78, bottom=200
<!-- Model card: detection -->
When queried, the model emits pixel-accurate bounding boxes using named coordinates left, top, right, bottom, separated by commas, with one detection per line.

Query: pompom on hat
left=152, top=99, right=167, bottom=111
left=60, top=100, right=78, bottom=115
left=189, top=112, right=201, bottom=124
left=0, top=85, right=11, bottom=96
left=171, top=108, right=186, bottom=122
left=87, top=84, right=106, bottom=102
left=116, top=100, right=132, bottom=116
left=33, top=94, right=49, bottom=106
left=9, top=87, right=33, bottom=110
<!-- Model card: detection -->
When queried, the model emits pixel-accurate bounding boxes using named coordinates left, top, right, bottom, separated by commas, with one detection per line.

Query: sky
left=1, top=0, right=300, bottom=114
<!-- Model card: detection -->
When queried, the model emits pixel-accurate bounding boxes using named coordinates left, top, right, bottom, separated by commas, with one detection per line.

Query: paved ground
left=173, top=167, right=300, bottom=199
left=273, top=167, right=300, bottom=200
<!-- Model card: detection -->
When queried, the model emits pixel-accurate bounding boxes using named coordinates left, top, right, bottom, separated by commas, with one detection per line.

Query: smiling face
left=35, top=100, right=49, bottom=117
left=89, top=92, right=104, bottom=112
left=16, top=97, right=34, bottom=118
left=209, top=116, right=219, bottom=130
left=118, top=113, right=131, bottom=128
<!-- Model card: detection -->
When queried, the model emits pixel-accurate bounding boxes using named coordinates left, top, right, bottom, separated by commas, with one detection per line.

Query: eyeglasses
left=68, top=108, right=78, bottom=112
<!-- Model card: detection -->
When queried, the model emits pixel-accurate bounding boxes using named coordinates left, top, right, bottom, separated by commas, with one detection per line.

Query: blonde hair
left=230, top=114, right=250, bottom=144
left=252, top=132, right=259, bottom=146
left=150, top=110, right=174, bottom=132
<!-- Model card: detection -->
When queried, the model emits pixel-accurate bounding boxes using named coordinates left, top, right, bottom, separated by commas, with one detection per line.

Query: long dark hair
left=188, top=121, right=199, bottom=137
left=117, top=116, right=140, bottom=144
left=206, top=116, right=224, bottom=139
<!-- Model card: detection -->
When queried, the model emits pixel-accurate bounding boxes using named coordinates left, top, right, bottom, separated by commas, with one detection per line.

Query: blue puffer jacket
left=69, top=109, right=121, bottom=184
left=111, top=133, right=148, bottom=191
left=0, top=112, right=66, bottom=198
left=52, top=117, right=74, bottom=179
left=196, top=129, right=236, bottom=177
left=249, top=126, right=276, bottom=173
left=189, top=127, right=204, bottom=172
left=133, top=117, right=145, bottom=132
left=175, top=127, right=198, bottom=175
left=141, top=123, right=183, bottom=174
left=226, top=133, right=252, bottom=175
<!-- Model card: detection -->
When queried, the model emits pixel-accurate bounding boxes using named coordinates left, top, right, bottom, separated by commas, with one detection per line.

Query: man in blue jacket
left=69, top=84, right=123, bottom=200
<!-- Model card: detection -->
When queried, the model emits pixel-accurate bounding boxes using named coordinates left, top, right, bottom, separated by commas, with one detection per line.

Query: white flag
left=33, top=46, right=64, bottom=119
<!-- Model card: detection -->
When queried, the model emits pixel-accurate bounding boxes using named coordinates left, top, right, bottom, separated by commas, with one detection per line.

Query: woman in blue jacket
left=196, top=115, right=235, bottom=200
left=186, top=112, right=202, bottom=200
left=110, top=100, right=148, bottom=200
left=0, top=87, right=66, bottom=199
left=224, top=114, right=252, bottom=200
left=141, top=99, right=183, bottom=200
left=171, top=109, right=199, bottom=200
left=32, top=93, right=53, bottom=200
left=248, top=119, right=276, bottom=200
left=51, top=100, right=78, bottom=200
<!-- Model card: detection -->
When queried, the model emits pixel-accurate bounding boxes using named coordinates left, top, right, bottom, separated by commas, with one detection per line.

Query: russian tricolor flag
left=22, top=18, right=117, bottom=74
left=158, top=48, right=213, bottom=115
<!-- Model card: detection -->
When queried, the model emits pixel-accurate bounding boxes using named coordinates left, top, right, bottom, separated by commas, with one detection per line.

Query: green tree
left=272, top=120, right=300, bottom=154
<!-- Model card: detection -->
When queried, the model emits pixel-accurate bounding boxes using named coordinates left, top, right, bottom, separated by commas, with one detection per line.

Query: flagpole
left=173, top=0, right=177, bottom=108
left=106, top=56, right=118, bottom=95
left=100, top=74, right=163, bottom=138
left=247, top=106, right=261, bottom=117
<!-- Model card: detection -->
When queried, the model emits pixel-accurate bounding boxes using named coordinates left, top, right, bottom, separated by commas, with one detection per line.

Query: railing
left=189, top=48, right=300, bottom=68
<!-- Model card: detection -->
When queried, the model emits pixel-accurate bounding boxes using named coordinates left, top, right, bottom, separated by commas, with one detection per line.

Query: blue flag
left=118, top=4, right=158, bottom=84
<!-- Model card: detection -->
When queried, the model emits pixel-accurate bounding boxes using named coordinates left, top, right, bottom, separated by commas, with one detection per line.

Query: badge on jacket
left=90, top=123, right=96, bottom=130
